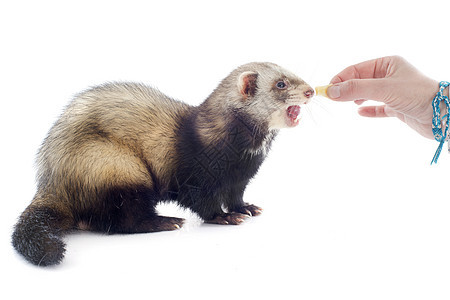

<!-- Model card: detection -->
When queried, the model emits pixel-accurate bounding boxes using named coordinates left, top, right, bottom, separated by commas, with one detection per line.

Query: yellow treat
left=315, top=84, right=333, bottom=98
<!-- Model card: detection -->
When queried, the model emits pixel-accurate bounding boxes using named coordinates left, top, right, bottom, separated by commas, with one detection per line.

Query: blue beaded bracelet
left=431, top=81, right=450, bottom=164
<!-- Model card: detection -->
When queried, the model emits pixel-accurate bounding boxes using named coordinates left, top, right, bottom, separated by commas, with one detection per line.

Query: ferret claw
left=231, top=204, right=263, bottom=217
left=243, top=209, right=252, bottom=216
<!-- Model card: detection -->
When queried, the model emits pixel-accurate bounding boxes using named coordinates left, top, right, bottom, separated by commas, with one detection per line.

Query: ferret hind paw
left=205, top=212, right=249, bottom=225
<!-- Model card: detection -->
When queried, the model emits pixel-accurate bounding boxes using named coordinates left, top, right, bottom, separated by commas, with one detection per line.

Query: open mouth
left=286, top=105, right=301, bottom=127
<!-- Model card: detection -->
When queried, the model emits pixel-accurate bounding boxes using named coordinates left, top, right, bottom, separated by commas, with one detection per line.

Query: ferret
left=12, top=62, right=313, bottom=266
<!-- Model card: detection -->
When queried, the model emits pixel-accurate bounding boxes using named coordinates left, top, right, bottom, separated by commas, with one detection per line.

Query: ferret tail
left=12, top=197, right=74, bottom=266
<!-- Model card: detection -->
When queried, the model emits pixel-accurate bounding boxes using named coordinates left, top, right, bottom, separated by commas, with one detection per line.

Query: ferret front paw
left=231, top=204, right=263, bottom=217
left=206, top=212, right=249, bottom=225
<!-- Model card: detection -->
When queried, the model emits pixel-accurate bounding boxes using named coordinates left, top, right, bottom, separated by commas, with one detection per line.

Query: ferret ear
left=238, top=71, right=258, bottom=99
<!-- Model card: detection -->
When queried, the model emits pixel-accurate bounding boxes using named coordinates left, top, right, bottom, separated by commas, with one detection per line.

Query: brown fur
left=37, top=83, right=188, bottom=203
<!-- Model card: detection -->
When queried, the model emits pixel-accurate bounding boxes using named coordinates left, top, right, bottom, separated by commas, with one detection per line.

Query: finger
left=330, top=56, right=393, bottom=84
left=357, top=105, right=397, bottom=118
left=327, top=78, right=388, bottom=102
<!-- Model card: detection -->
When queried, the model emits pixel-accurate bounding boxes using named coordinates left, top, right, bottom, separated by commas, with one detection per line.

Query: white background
left=2, top=0, right=450, bottom=299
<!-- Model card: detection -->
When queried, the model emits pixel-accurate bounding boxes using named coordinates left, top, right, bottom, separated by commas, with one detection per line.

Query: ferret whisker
left=311, top=98, right=331, bottom=113
left=304, top=101, right=327, bottom=127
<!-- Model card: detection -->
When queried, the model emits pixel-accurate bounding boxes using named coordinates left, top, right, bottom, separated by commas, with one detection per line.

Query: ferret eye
left=276, top=81, right=287, bottom=89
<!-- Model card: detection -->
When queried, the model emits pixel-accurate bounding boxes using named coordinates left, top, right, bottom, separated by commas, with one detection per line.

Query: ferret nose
left=304, top=89, right=314, bottom=98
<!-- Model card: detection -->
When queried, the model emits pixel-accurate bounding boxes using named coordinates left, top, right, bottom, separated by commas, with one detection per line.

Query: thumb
left=327, top=78, right=388, bottom=103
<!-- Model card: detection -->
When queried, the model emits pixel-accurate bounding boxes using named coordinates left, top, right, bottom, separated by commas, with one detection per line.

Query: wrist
left=431, top=81, right=450, bottom=164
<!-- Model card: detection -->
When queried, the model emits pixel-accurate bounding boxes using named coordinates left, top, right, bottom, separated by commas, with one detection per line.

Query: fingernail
left=327, top=85, right=340, bottom=99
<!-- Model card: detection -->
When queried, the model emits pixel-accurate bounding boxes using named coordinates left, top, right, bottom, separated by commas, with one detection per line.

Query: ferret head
left=199, top=62, right=313, bottom=148
left=233, top=62, right=314, bottom=129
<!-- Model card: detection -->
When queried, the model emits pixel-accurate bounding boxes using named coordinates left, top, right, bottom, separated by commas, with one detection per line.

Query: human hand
left=327, top=56, right=440, bottom=139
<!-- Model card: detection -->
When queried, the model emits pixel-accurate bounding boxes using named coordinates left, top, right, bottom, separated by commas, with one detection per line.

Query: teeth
left=295, top=106, right=301, bottom=122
